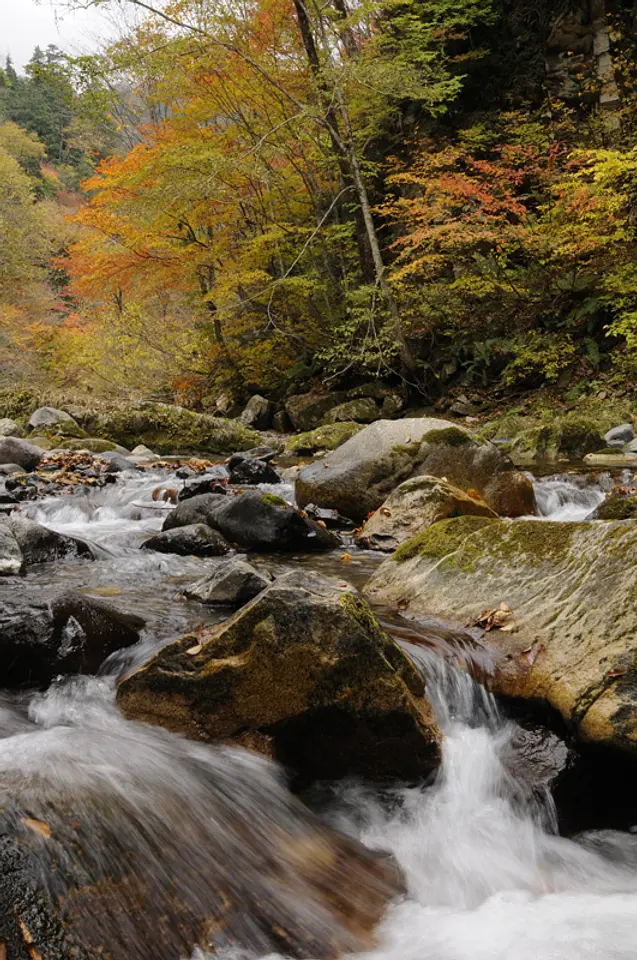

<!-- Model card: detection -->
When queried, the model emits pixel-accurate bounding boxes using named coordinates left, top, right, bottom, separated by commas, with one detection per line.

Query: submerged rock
left=164, top=490, right=339, bottom=552
left=6, top=515, right=94, bottom=566
left=296, top=419, right=535, bottom=522
left=0, top=706, right=401, bottom=960
left=356, top=475, right=497, bottom=551
left=0, top=437, right=43, bottom=472
left=365, top=516, right=637, bottom=756
left=141, top=524, right=231, bottom=557
left=118, top=572, right=442, bottom=782
left=183, top=556, right=272, bottom=606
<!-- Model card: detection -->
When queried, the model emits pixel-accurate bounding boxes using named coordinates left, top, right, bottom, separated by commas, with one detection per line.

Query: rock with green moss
left=416, top=427, right=537, bottom=517
left=321, top=398, right=379, bottom=425
left=286, top=422, right=363, bottom=455
left=27, top=407, right=86, bottom=439
left=86, top=403, right=260, bottom=455
left=296, top=418, right=535, bottom=522
left=588, top=493, right=637, bottom=520
left=365, top=516, right=637, bottom=756
left=356, top=476, right=497, bottom=551
left=55, top=438, right=117, bottom=453
left=118, top=570, right=442, bottom=781
left=485, top=414, right=605, bottom=462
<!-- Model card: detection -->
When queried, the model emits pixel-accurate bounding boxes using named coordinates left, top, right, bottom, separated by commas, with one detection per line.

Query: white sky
left=0, top=0, right=117, bottom=69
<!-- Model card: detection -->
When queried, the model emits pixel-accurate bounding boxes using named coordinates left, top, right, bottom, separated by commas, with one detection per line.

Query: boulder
left=605, top=423, right=634, bottom=447
left=141, top=524, right=231, bottom=557
left=0, top=418, right=23, bottom=437
left=356, top=475, right=497, bottom=551
left=57, top=437, right=117, bottom=453
left=321, top=398, right=379, bottom=425
left=0, top=524, right=23, bottom=575
left=89, top=402, right=260, bottom=455
left=414, top=426, right=537, bottom=517
left=178, top=475, right=228, bottom=501
left=296, top=419, right=535, bottom=522
left=510, top=417, right=605, bottom=462
left=228, top=458, right=281, bottom=485
left=183, top=557, right=272, bottom=606
left=164, top=491, right=339, bottom=552
left=5, top=515, right=94, bottom=565
left=286, top=422, right=363, bottom=456
left=227, top=446, right=278, bottom=466
left=239, top=395, right=273, bottom=430
left=0, top=437, right=43, bottom=472
left=587, top=492, right=637, bottom=520
left=0, top=591, right=144, bottom=688
left=272, top=409, right=293, bottom=433
left=0, top=727, right=400, bottom=960
left=131, top=443, right=157, bottom=458
left=102, top=454, right=138, bottom=474
left=365, top=516, right=637, bottom=756
left=27, top=406, right=85, bottom=437
left=0, top=462, right=24, bottom=475
left=285, top=391, right=345, bottom=431
left=118, top=572, right=442, bottom=781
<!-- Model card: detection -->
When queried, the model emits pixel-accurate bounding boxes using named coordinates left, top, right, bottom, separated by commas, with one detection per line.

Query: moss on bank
left=420, top=427, right=473, bottom=448
left=286, top=421, right=363, bottom=455
left=393, top=516, right=495, bottom=563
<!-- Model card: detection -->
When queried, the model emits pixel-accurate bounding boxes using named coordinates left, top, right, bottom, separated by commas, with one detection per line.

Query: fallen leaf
left=21, top=818, right=51, bottom=839
left=340, top=553, right=352, bottom=563
left=187, top=644, right=203, bottom=656
left=606, top=666, right=627, bottom=679
left=316, top=519, right=327, bottom=528
left=323, top=462, right=329, bottom=469
left=379, top=507, right=392, bottom=517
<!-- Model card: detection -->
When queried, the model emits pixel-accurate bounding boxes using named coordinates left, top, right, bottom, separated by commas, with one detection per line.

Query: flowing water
left=2, top=467, right=637, bottom=958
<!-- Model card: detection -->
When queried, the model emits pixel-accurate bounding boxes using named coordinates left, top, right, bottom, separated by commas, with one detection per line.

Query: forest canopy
left=4, top=0, right=637, bottom=406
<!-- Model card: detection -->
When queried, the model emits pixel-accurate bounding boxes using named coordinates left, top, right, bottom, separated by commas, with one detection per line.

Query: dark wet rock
left=0, top=727, right=401, bottom=960
left=272, top=409, right=293, bottom=433
left=228, top=458, right=281, bottom=485
left=604, top=423, right=634, bottom=447
left=142, top=524, right=231, bottom=557
left=0, top=592, right=143, bottom=688
left=178, top=475, right=228, bottom=502
left=4, top=473, right=52, bottom=501
left=176, top=465, right=196, bottom=479
left=119, top=571, right=442, bottom=782
left=162, top=493, right=227, bottom=532
left=285, top=392, right=345, bottom=431
left=102, top=454, right=138, bottom=474
left=6, top=515, right=94, bottom=565
left=296, top=419, right=536, bottom=523
left=239, top=395, right=273, bottom=430
left=587, top=492, right=637, bottom=520
left=227, top=446, right=278, bottom=467
left=502, top=723, right=573, bottom=799
left=355, top=475, right=497, bottom=551
left=166, top=490, right=339, bottom=552
left=0, top=524, right=23, bottom=575
left=0, top=437, right=43, bottom=472
left=304, top=503, right=355, bottom=530
left=183, top=557, right=272, bottom=606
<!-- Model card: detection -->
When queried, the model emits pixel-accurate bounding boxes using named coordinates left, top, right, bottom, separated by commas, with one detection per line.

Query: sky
left=1, top=0, right=116, bottom=69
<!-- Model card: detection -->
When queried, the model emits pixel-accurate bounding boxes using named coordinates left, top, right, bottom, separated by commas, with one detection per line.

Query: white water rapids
left=2, top=466, right=637, bottom=958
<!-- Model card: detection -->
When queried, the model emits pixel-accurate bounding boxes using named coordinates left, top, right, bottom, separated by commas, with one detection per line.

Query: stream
left=2, top=467, right=637, bottom=959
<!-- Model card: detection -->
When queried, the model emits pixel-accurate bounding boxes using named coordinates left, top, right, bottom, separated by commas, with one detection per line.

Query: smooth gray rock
left=0, top=418, right=23, bottom=438
left=183, top=557, right=272, bottom=606
left=605, top=423, right=634, bottom=447
left=6, top=515, right=94, bottom=566
left=0, top=437, right=43, bottom=471
left=28, top=406, right=78, bottom=431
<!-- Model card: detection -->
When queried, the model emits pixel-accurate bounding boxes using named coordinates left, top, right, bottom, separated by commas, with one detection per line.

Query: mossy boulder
left=365, top=516, right=637, bottom=755
left=321, top=398, right=379, bottom=425
left=86, top=403, right=260, bottom=455
left=27, top=407, right=86, bottom=439
left=286, top=422, right=363, bottom=455
left=118, top=571, right=441, bottom=782
left=356, top=475, right=497, bottom=551
left=485, top=415, right=605, bottom=463
left=296, top=419, right=535, bottom=522
left=55, top=437, right=117, bottom=453
left=588, top=493, right=637, bottom=520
